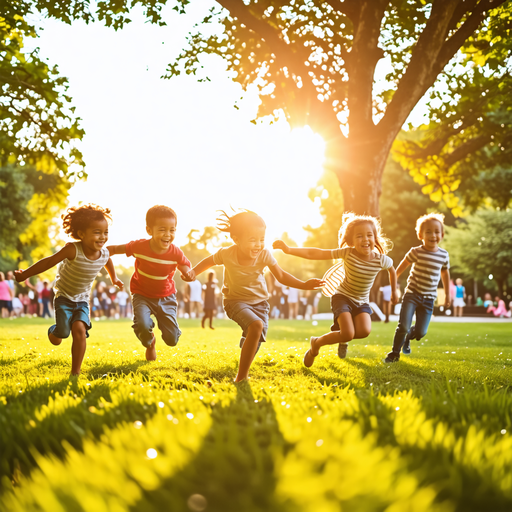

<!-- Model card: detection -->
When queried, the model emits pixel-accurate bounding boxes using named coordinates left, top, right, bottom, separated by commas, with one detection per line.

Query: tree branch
left=444, top=133, right=492, bottom=167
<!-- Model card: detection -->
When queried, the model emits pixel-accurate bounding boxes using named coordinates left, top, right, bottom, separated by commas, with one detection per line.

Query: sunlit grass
left=0, top=317, right=511, bottom=511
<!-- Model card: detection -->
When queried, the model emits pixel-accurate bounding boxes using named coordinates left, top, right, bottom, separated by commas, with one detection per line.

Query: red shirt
left=126, top=239, right=191, bottom=298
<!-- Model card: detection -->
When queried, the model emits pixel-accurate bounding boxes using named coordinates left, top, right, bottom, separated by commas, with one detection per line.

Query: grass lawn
left=0, top=317, right=511, bottom=512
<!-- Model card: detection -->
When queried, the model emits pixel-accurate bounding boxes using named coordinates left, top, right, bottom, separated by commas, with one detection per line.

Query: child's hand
left=444, top=298, right=451, bottom=309
left=391, top=291, right=398, bottom=305
left=181, top=269, right=196, bottom=282
left=304, top=278, right=325, bottom=290
left=14, top=270, right=25, bottom=283
left=272, top=240, right=289, bottom=253
left=112, top=278, right=124, bottom=290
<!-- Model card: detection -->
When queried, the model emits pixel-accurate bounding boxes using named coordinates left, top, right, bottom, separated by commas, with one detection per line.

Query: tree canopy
left=166, top=0, right=512, bottom=215
left=444, top=209, right=512, bottom=295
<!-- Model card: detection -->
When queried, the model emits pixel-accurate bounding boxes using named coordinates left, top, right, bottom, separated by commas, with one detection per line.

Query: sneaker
left=384, top=351, right=400, bottom=363
left=338, top=343, right=348, bottom=359
left=402, top=341, right=411, bottom=355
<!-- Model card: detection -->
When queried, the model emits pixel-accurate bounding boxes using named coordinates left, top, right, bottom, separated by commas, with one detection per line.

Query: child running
left=182, top=210, right=324, bottom=382
left=108, top=205, right=192, bottom=361
left=14, top=204, right=123, bottom=375
left=384, top=213, right=450, bottom=363
left=273, top=212, right=397, bottom=366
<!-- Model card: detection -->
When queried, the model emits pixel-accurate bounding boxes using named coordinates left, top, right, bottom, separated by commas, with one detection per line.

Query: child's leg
left=309, top=312, right=355, bottom=354
left=236, top=320, right=263, bottom=382
left=131, top=294, right=157, bottom=347
left=353, top=312, right=372, bottom=339
left=208, top=310, right=214, bottom=329
left=390, top=294, right=419, bottom=354
left=70, top=320, right=87, bottom=375
left=48, top=297, right=75, bottom=346
left=155, top=295, right=181, bottom=347
left=409, top=297, right=434, bottom=342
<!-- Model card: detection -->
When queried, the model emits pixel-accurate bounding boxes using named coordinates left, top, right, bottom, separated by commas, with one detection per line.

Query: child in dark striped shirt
left=274, top=212, right=397, bottom=366
left=385, top=213, right=450, bottom=363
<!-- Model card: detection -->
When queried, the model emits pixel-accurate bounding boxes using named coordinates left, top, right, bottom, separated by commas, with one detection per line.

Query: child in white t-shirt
left=182, top=210, right=324, bottom=382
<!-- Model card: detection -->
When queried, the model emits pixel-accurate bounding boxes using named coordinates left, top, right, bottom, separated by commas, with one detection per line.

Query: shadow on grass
left=0, top=376, right=160, bottom=491
left=128, top=382, right=297, bottom=512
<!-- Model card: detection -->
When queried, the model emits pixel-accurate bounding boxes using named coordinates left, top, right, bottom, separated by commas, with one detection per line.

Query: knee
left=354, top=328, right=371, bottom=339
left=248, top=320, right=264, bottom=336
left=71, top=321, right=87, bottom=338
left=133, top=315, right=153, bottom=332
left=162, top=330, right=180, bottom=347
left=414, top=328, right=427, bottom=340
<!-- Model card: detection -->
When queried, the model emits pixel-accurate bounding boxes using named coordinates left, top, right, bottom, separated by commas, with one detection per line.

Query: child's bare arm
left=105, top=258, right=124, bottom=289
left=14, top=244, right=76, bottom=282
left=388, top=266, right=398, bottom=304
left=272, top=240, right=333, bottom=260
left=395, top=257, right=411, bottom=278
left=181, top=255, right=215, bottom=282
left=441, top=268, right=451, bottom=308
left=269, top=263, right=325, bottom=290
left=108, top=245, right=127, bottom=256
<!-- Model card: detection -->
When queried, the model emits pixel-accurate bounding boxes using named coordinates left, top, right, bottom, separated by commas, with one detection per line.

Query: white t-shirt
left=379, top=285, right=392, bottom=302
left=188, top=280, right=203, bottom=303
left=213, top=245, right=277, bottom=304
left=287, top=288, right=300, bottom=303
left=117, top=290, right=129, bottom=306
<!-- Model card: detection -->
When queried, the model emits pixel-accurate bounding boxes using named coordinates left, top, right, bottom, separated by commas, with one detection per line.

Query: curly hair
left=61, top=204, right=112, bottom=240
left=338, top=212, right=392, bottom=254
left=217, top=209, right=266, bottom=238
left=415, top=212, right=445, bottom=238
left=146, top=205, right=177, bottom=228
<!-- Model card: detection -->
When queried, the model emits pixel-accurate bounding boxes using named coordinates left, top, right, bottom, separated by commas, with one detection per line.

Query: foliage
left=163, top=0, right=512, bottom=214
left=0, top=165, right=70, bottom=272
left=0, top=318, right=511, bottom=511
left=0, top=10, right=84, bottom=178
left=179, top=226, right=228, bottom=268
left=444, top=209, right=512, bottom=295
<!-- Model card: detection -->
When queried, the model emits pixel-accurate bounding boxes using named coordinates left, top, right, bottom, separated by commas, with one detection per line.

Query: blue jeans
left=392, top=292, right=434, bottom=353
left=132, top=293, right=181, bottom=348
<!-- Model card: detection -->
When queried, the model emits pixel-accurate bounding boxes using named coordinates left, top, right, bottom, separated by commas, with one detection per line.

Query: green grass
left=0, top=317, right=511, bottom=512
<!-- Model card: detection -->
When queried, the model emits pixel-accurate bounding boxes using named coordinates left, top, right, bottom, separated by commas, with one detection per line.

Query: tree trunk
left=325, top=134, right=395, bottom=217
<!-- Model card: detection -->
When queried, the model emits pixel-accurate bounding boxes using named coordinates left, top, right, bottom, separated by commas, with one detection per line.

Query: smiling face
left=77, top=218, right=109, bottom=255
left=147, top=216, right=177, bottom=253
left=419, top=219, right=444, bottom=251
left=350, top=222, right=376, bottom=258
left=233, top=225, right=266, bottom=262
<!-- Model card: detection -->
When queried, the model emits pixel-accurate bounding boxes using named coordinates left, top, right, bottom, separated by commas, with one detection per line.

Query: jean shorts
left=330, top=293, right=373, bottom=331
left=224, top=300, right=270, bottom=345
left=49, top=296, right=91, bottom=339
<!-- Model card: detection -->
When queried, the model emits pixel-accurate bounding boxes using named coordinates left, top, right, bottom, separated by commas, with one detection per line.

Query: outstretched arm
left=272, top=240, right=333, bottom=260
left=388, top=266, right=398, bottom=305
left=105, top=258, right=124, bottom=289
left=441, top=268, right=451, bottom=308
left=108, top=245, right=127, bottom=256
left=395, top=256, right=411, bottom=278
left=181, top=255, right=215, bottom=282
left=14, top=244, right=76, bottom=283
left=269, top=263, right=324, bottom=290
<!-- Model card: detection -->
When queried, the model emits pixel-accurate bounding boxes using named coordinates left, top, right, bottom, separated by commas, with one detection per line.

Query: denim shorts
left=330, top=293, right=373, bottom=331
left=224, top=300, right=269, bottom=344
left=49, top=296, right=91, bottom=339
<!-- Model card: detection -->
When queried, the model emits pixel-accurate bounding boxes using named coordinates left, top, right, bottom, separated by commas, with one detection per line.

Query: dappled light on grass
left=0, top=318, right=511, bottom=511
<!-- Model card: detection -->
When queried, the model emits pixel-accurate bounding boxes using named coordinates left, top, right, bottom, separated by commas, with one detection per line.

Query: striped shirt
left=126, top=239, right=191, bottom=298
left=404, top=246, right=450, bottom=299
left=54, top=242, right=110, bottom=302
left=330, top=247, right=393, bottom=305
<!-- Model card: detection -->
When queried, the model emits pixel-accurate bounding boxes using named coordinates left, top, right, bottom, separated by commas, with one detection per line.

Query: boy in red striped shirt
left=109, top=205, right=192, bottom=361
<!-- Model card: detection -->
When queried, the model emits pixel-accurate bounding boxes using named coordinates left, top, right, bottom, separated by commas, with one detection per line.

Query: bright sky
left=32, top=2, right=326, bottom=262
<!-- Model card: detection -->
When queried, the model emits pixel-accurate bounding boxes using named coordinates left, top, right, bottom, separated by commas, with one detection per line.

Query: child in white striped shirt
left=385, top=213, right=450, bottom=363
left=14, top=204, right=123, bottom=375
left=273, top=212, right=397, bottom=366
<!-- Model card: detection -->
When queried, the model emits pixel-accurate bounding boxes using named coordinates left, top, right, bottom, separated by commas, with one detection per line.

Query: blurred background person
left=287, top=287, right=299, bottom=319
left=187, top=278, right=203, bottom=319
left=202, top=271, right=217, bottom=329
left=0, top=272, right=13, bottom=318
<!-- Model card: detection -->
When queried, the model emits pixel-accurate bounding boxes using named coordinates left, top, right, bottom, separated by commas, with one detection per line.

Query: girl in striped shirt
left=273, top=213, right=397, bottom=366
left=14, top=204, right=123, bottom=375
